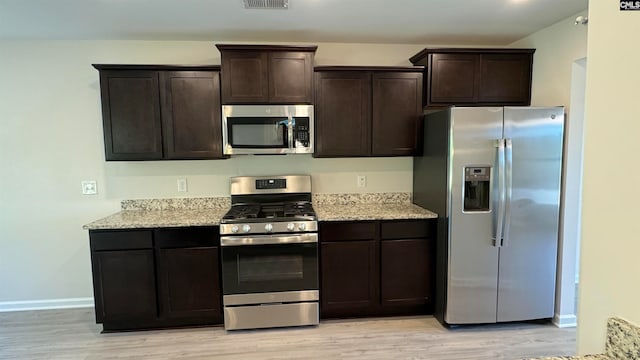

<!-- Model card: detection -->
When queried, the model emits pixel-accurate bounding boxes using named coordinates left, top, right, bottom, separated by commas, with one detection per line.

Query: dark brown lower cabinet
left=319, top=219, right=435, bottom=319
left=155, top=227, right=222, bottom=325
left=88, top=220, right=433, bottom=330
left=157, top=247, right=221, bottom=320
left=91, top=249, right=157, bottom=325
left=89, top=227, right=222, bottom=331
left=380, top=238, right=433, bottom=313
left=321, top=240, right=377, bottom=317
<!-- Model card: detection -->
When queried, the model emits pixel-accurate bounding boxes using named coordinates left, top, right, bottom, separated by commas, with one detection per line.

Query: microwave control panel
left=294, top=117, right=311, bottom=147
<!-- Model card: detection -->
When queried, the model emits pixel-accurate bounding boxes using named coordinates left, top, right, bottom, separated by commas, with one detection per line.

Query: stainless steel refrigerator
left=413, top=106, right=564, bottom=325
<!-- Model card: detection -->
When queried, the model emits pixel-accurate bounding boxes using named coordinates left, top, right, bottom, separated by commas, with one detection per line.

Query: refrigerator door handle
left=493, top=139, right=506, bottom=247
left=502, top=138, right=513, bottom=246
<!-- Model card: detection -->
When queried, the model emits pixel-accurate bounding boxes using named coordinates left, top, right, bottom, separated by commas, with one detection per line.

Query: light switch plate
left=177, top=178, right=188, bottom=192
left=357, top=175, right=366, bottom=188
left=81, top=181, right=97, bottom=195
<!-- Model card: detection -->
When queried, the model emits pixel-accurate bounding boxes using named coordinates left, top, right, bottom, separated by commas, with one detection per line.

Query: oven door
left=220, top=234, right=318, bottom=296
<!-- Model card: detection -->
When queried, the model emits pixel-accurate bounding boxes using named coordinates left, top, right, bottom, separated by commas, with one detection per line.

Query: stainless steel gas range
left=219, top=175, right=319, bottom=330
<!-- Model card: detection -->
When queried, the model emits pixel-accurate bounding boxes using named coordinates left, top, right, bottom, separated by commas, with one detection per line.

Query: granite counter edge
left=83, top=204, right=439, bottom=230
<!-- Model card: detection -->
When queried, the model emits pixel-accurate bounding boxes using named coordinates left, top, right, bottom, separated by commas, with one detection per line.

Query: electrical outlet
left=81, top=181, right=97, bottom=195
left=177, top=178, right=188, bottom=192
left=357, top=175, right=366, bottom=188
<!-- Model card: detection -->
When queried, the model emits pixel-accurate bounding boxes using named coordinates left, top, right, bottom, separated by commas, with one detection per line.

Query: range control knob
left=287, top=223, right=295, bottom=231
left=231, top=225, right=239, bottom=234
left=242, top=224, right=251, bottom=233
left=298, top=223, right=307, bottom=231
left=265, top=223, right=273, bottom=233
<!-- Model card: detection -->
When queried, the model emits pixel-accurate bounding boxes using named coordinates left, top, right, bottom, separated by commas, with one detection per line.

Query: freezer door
left=445, top=107, right=503, bottom=324
left=497, top=107, right=564, bottom=322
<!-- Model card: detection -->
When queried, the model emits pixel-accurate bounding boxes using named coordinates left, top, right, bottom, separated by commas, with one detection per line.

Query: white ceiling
left=0, top=0, right=588, bottom=45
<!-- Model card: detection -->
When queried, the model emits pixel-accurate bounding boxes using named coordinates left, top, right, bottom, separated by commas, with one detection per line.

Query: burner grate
left=223, top=204, right=261, bottom=220
left=283, top=202, right=315, bottom=217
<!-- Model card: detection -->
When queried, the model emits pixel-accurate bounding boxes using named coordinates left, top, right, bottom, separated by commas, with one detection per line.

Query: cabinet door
left=380, top=238, right=434, bottom=312
left=91, top=250, right=157, bottom=323
left=156, top=247, right=222, bottom=321
left=478, top=53, right=533, bottom=104
left=372, top=72, right=423, bottom=156
left=429, top=53, right=479, bottom=104
left=99, top=70, right=162, bottom=160
left=160, top=71, right=224, bottom=159
left=269, top=52, right=313, bottom=104
left=320, top=240, right=378, bottom=318
left=314, top=71, right=371, bottom=157
left=220, top=51, right=269, bottom=103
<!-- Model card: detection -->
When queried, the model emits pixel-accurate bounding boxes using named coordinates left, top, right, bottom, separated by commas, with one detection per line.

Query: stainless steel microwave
left=222, top=105, right=314, bottom=155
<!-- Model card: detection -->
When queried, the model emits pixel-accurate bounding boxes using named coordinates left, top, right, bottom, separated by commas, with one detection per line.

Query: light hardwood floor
left=0, top=309, right=576, bottom=360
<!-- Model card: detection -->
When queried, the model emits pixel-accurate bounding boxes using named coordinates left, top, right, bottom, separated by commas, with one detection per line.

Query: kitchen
left=2, top=1, right=639, bottom=359
left=85, top=37, right=560, bottom=332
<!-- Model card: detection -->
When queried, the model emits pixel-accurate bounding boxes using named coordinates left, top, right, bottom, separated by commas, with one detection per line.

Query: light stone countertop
left=526, top=317, right=640, bottom=360
left=82, top=208, right=230, bottom=230
left=83, top=194, right=438, bottom=230
left=314, top=203, right=437, bottom=221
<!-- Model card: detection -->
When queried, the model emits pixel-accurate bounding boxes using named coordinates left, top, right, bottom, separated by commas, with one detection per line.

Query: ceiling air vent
left=243, top=0, right=289, bottom=9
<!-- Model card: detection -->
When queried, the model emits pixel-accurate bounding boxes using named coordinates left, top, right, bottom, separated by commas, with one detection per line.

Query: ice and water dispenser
left=463, top=166, right=491, bottom=212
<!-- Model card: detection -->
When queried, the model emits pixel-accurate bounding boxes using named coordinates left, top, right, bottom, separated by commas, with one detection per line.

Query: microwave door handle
left=288, top=117, right=294, bottom=149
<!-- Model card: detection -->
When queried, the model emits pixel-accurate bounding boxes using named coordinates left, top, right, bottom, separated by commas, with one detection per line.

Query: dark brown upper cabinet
left=93, top=65, right=224, bottom=161
left=371, top=72, right=423, bottom=156
left=216, top=45, right=317, bottom=104
left=160, top=71, right=223, bottom=159
left=314, top=71, right=372, bottom=157
left=314, top=67, right=423, bottom=158
left=95, top=69, right=163, bottom=160
left=409, top=48, right=535, bottom=108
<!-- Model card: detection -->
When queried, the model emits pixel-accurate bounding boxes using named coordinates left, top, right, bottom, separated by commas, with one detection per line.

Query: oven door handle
left=220, top=233, right=318, bottom=246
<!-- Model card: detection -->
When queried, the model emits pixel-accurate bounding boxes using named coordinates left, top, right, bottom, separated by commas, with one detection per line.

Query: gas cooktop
left=222, top=202, right=316, bottom=222
left=219, top=175, right=318, bottom=235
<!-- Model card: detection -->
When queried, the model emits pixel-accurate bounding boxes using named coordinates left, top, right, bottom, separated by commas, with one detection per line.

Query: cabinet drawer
left=380, top=220, right=433, bottom=239
left=155, top=227, right=219, bottom=248
left=320, top=221, right=377, bottom=241
left=90, top=230, right=153, bottom=251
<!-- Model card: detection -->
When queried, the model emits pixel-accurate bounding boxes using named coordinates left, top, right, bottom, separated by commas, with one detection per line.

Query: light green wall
left=577, top=3, right=640, bottom=355
left=0, top=16, right=594, bottom=313
left=0, top=40, right=424, bottom=304
left=510, top=10, right=589, bottom=329
left=510, top=11, right=588, bottom=112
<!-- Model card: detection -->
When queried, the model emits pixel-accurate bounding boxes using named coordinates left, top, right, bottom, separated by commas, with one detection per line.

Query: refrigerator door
left=497, top=107, right=564, bottom=322
left=445, top=107, right=504, bottom=324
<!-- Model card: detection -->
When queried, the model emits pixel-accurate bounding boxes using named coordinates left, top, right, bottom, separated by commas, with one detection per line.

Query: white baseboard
left=0, top=297, right=94, bottom=312
left=553, top=313, right=577, bottom=328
